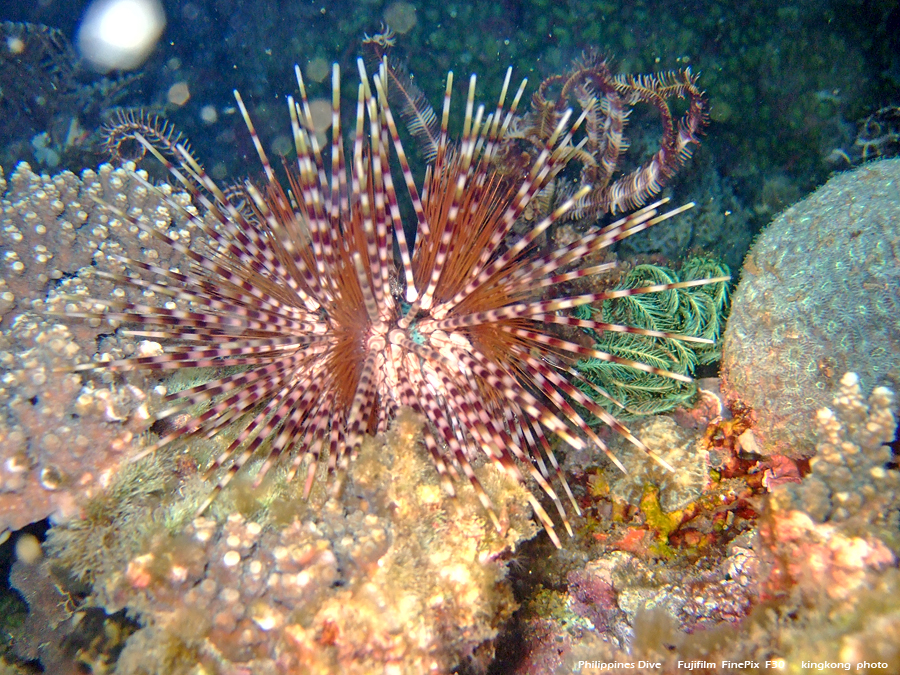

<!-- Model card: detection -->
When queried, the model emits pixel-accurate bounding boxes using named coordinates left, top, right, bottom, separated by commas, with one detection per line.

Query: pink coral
left=0, top=160, right=205, bottom=537
left=761, top=509, right=895, bottom=603
left=0, top=316, right=149, bottom=536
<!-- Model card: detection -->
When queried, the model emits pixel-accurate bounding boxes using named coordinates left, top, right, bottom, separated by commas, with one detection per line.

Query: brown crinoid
left=70, top=58, right=724, bottom=546
left=518, top=52, right=709, bottom=217
left=368, top=36, right=708, bottom=220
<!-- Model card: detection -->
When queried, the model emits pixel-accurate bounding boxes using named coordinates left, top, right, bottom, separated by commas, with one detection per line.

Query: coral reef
left=0, top=5, right=895, bottom=670
left=44, top=411, right=536, bottom=674
left=759, top=509, right=895, bottom=608
left=53, top=51, right=728, bottom=551
left=721, top=158, right=900, bottom=457
left=752, top=374, right=900, bottom=671
left=497, top=375, right=900, bottom=675
left=498, top=547, right=766, bottom=674
left=0, top=43, right=716, bottom=667
left=770, top=371, right=899, bottom=546
left=557, top=379, right=756, bottom=561
left=0, top=314, right=148, bottom=538
left=0, top=161, right=206, bottom=538
left=0, top=161, right=199, bottom=326
left=567, top=545, right=758, bottom=640
left=605, top=415, right=710, bottom=513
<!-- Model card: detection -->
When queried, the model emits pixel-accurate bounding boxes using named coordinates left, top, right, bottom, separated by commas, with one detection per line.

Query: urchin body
left=70, top=58, right=723, bottom=546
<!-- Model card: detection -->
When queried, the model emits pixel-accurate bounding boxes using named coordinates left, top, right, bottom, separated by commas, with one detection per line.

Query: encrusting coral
left=0, top=161, right=204, bottom=539
left=499, top=374, right=899, bottom=674
left=0, top=315, right=148, bottom=538
left=604, top=415, right=711, bottom=514
left=45, top=410, right=537, bottom=675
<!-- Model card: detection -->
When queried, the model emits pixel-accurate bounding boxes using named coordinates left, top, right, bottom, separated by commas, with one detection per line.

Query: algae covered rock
left=721, top=158, right=900, bottom=457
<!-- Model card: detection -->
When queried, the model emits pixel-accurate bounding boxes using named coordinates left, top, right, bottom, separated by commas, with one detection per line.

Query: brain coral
left=721, top=158, right=900, bottom=457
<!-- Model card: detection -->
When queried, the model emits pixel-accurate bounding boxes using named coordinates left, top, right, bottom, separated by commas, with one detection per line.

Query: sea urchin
left=68, top=58, right=726, bottom=546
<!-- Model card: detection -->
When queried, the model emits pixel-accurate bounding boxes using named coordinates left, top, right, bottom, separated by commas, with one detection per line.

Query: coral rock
left=0, top=315, right=148, bottom=536
left=771, top=372, right=899, bottom=547
left=48, top=410, right=537, bottom=674
left=721, top=158, right=900, bottom=457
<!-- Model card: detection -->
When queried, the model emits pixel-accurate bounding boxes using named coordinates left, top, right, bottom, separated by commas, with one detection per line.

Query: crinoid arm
left=102, top=108, right=192, bottom=164
left=517, top=52, right=709, bottom=218
left=362, top=28, right=441, bottom=162
left=66, top=56, right=727, bottom=548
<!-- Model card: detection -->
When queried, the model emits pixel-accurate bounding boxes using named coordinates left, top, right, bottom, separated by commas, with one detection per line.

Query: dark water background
left=3, top=0, right=899, bottom=245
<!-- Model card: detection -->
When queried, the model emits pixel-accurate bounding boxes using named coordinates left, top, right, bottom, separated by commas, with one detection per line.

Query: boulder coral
left=721, top=158, right=900, bottom=457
